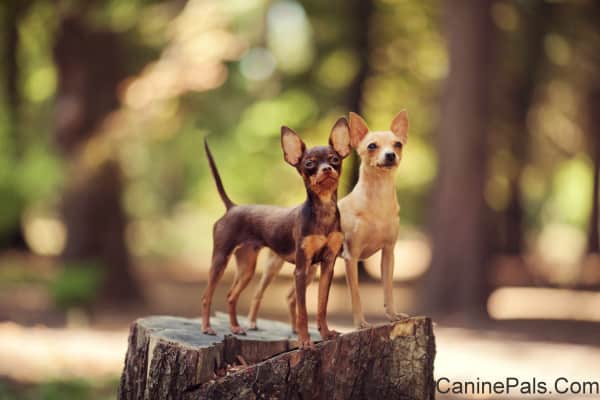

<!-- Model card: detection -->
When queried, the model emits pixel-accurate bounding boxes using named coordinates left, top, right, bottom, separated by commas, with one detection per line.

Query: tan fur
left=327, top=231, right=344, bottom=254
left=301, top=234, right=328, bottom=257
left=341, top=111, right=409, bottom=326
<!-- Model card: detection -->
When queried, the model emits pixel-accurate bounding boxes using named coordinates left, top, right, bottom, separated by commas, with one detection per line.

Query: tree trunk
left=53, top=16, right=140, bottom=303
left=424, top=0, right=494, bottom=316
left=587, top=87, right=600, bottom=254
left=118, top=314, right=435, bottom=400
left=344, top=0, right=373, bottom=195
left=1, top=0, right=29, bottom=250
left=501, top=2, right=550, bottom=255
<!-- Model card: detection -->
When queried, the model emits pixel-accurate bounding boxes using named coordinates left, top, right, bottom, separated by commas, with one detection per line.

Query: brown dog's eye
left=329, top=155, right=340, bottom=164
left=367, top=143, right=377, bottom=150
left=304, top=160, right=315, bottom=169
left=394, top=141, right=403, bottom=149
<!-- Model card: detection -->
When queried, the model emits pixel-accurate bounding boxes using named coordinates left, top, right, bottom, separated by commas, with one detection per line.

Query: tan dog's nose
left=385, top=152, right=396, bottom=162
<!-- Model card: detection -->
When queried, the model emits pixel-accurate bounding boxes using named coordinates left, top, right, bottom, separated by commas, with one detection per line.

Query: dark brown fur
left=202, top=118, right=351, bottom=348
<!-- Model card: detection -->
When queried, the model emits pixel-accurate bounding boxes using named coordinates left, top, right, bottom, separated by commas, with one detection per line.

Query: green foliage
left=50, top=262, right=104, bottom=310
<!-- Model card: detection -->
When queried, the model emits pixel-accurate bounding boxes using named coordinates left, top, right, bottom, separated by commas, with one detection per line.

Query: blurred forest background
left=1, top=0, right=600, bottom=398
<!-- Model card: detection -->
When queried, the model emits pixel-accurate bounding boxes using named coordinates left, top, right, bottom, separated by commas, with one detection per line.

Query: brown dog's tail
left=204, top=139, right=235, bottom=210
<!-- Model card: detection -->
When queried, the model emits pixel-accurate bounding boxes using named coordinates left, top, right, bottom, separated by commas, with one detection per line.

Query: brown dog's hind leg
left=202, top=250, right=231, bottom=335
left=248, top=251, right=284, bottom=330
left=227, top=244, right=259, bottom=335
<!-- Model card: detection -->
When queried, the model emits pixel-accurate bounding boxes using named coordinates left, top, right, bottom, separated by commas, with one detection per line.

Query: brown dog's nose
left=385, top=152, right=396, bottom=162
left=322, top=165, right=333, bottom=173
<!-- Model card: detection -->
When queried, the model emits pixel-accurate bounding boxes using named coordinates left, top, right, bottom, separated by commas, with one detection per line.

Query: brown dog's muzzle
left=309, top=165, right=339, bottom=193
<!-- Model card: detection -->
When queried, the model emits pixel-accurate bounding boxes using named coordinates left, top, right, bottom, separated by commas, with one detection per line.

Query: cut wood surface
left=118, top=313, right=435, bottom=400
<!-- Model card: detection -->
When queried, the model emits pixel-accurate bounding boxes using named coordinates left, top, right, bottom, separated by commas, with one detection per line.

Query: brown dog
left=248, top=111, right=409, bottom=331
left=202, top=118, right=351, bottom=348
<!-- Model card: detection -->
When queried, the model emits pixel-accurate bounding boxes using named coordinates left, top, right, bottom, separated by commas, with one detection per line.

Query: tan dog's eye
left=394, top=141, right=403, bottom=149
left=367, top=143, right=378, bottom=150
left=329, top=155, right=340, bottom=164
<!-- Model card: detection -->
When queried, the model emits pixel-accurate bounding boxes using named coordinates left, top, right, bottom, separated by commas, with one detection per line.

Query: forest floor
left=1, top=262, right=600, bottom=399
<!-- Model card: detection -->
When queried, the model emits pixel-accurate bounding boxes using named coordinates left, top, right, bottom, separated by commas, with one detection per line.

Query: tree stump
left=118, top=313, right=436, bottom=400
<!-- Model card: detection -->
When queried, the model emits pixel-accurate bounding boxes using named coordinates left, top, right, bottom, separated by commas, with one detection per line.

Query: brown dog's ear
left=349, top=112, right=369, bottom=148
left=281, top=126, right=306, bottom=166
left=329, top=117, right=351, bottom=158
left=390, top=110, right=409, bottom=144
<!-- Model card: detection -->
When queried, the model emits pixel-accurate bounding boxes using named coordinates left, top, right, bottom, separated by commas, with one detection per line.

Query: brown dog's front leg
left=317, top=231, right=343, bottom=340
left=317, top=257, right=339, bottom=340
left=294, top=254, right=312, bottom=349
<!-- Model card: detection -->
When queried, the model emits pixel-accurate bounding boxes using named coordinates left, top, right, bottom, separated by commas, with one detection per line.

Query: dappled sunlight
left=122, top=0, right=244, bottom=109
left=266, top=1, right=314, bottom=74
left=22, top=214, right=66, bottom=257
left=535, top=223, right=586, bottom=284
left=488, top=287, right=600, bottom=323
left=363, top=235, right=431, bottom=281
left=0, top=322, right=127, bottom=383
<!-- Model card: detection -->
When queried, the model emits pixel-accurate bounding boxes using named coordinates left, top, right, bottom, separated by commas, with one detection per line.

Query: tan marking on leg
left=327, top=231, right=344, bottom=255
left=301, top=234, right=327, bottom=258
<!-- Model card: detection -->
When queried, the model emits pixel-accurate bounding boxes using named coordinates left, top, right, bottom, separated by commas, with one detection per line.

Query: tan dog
left=248, top=111, right=409, bottom=330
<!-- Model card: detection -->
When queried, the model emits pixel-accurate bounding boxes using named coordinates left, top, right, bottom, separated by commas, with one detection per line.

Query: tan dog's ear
left=329, top=117, right=351, bottom=158
left=349, top=112, right=369, bottom=148
left=390, top=110, right=409, bottom=144
left=281, top=126, right=305, bottom=166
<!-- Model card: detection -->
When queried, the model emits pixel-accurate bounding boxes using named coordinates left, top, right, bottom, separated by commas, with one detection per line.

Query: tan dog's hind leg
left=344, top=257, right=371, bottom=329
left=381, top=243, right=408, bottom=321
left=227, top=244, right=259, bottom=335
left=248, top=252, right=284, bottom=330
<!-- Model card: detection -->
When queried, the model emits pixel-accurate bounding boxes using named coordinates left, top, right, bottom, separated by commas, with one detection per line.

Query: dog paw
left=203, top=326, right=217, bottom=336
left=230, top=325, right=247, bottom=335
left=321, top=329, right=340, bottom=340
left=357, top=320, right=373, bottom=329
left=387, top=312, right=410, bottom=322
left=297, top=336, right=314, bottom=350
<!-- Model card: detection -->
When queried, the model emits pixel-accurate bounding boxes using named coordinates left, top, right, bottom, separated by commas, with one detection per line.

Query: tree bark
left=118, top=314, right=435, bottom=400
left=424, top=0, right=494, bottom=316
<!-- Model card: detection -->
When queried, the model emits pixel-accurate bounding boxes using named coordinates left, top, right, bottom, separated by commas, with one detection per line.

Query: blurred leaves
left=0, top=0, right=598, bottom=268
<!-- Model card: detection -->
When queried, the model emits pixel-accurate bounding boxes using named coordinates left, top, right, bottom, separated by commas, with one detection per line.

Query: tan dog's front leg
left=344, top=257, right=371, bottom=329
left=381, top=243, right=408, bottom=321
left=248, top=252, right=284, bottom=330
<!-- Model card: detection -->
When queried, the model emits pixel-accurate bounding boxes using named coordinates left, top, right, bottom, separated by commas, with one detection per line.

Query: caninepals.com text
left=437, top=377, right=600, bottom=396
